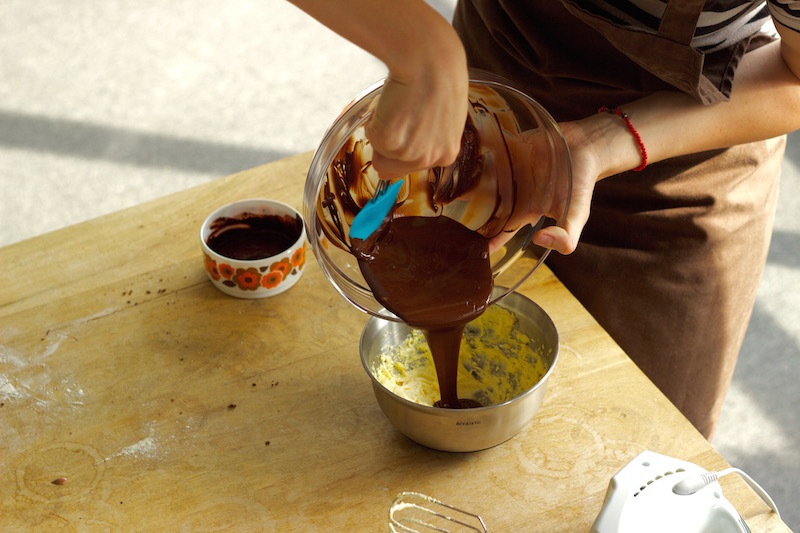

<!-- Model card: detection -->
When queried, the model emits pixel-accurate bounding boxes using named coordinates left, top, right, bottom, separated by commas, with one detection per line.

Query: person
left=289, top=0, right=800, bottom=440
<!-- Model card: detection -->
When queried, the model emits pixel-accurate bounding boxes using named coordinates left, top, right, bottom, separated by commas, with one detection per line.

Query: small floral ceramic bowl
left=200, top=199, right=308, bottom=299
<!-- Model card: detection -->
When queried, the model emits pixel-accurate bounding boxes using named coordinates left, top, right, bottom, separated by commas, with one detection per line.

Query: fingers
left=370, top=152, right=428, bottom=180
left=366, top=114, right=463, bottom=179
left=370, top=150, right=461, bottom=179
left=364, top=74, right=467, bottom=179
left=489, top=218, right=577, bottom=257
left=367, top=122, right=461, bottom=178
left=488, top=219, right=577, bottom=256
left=532, top=226, right=573, bottom=255
left=532, top=184, right=593, bottom=255
left=521, top=117, right=606, bottom=256
left=488, top=230, right=515, bottom=254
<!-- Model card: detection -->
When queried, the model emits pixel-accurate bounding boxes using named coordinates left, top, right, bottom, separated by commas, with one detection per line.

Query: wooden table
left=1, top=153, right=789, bottom=531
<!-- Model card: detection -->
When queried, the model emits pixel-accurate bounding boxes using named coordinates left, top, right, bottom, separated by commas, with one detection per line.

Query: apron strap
left=556, top=0, right=735, bottom=104
left=658, top=0, right=705, bottom=45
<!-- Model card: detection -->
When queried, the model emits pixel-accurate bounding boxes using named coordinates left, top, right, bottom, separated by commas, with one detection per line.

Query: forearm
left=586, top=32, right=800, bottom=179
left=287, top=0, right=463, bottom=80
left=288, top=0, right=468, bottom=175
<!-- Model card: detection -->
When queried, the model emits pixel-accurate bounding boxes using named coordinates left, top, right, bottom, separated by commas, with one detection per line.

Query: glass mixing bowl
left=303, top=70, right=572, bottom=321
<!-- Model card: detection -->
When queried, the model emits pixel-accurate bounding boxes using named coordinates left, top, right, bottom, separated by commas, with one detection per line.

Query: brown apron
left=454, top=0, right=785, bottom=438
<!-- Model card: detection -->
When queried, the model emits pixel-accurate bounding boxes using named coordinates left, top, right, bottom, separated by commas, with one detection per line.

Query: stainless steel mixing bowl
left=360, top=290, right=559, bottom=452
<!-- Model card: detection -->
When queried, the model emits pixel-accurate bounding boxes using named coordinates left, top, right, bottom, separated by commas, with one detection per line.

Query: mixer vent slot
left=632, top=461, right=686, bottom=498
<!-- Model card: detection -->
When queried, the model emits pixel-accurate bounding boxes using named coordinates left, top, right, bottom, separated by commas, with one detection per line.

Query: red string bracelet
left=598, top=106, right=648, bottom=172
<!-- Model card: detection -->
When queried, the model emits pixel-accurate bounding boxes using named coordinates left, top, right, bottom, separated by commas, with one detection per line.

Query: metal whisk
left=389, top=492, right=489, bottom=533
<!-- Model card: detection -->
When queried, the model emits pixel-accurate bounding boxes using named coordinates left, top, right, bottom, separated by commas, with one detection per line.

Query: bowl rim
left=200, top=198, right=307, bottom=263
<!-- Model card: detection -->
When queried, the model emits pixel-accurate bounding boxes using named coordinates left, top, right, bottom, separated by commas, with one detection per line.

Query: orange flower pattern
left=206, top=243, right=306, bottom=293
left=219, top=263, right=235, bottom=280
left=291, top=245, right=306, bottom=269
left=271, top=258, right=292, bottom=278
left=204, top=254, right=220, bottom=280
left=261, top=270, right=283, bottom=289
left=232, top=267, right=261, bottom=291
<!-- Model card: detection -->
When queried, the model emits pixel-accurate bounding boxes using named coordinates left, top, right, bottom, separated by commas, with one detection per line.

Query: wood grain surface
left=0, top=153, right=788, bottom=531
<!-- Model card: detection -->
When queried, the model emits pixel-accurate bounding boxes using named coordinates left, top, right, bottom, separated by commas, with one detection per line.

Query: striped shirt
left=770, top=0, right=800, bottom=32
left=576, top=1, right=800, bottom=53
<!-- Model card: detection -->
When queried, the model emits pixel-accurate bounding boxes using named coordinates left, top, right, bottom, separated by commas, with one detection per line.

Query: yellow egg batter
left=373, top=305, right=550, bottom=407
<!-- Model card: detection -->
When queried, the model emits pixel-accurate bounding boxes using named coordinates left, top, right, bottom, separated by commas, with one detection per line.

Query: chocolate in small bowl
left=200, top=199, right=308, bottom=299
left=206, top=211, right=303, bottom=260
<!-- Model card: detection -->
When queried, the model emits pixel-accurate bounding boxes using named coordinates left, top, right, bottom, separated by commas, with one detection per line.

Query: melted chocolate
left=328, top=85, right=530, bottom=409
left=320, top=84, right=522, bottom=251
left=207, top=213, right=302, bottom=260
left=354, top=216, right=492, bottom=409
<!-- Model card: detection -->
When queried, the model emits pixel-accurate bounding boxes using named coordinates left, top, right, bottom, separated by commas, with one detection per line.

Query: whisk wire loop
left=389, top=492, right=489, bottom=533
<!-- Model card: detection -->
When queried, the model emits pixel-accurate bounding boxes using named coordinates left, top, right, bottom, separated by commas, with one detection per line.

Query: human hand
left=490, top=120, right=601, bottom=256
left=289, top=0, right=468, bottom=180
left=364, top=64, right=469, bottom=179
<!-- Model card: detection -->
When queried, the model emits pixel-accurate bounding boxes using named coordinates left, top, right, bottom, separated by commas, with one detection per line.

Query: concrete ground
left=2, top=1, right=797, bottom=529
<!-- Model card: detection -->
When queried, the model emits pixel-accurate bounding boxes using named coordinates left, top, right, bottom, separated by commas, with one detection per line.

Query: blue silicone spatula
left=349, top=180, right=403, bottom=240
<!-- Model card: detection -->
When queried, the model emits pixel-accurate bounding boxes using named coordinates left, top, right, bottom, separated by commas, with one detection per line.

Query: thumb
left=532, top=184, right=593, bottom=255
